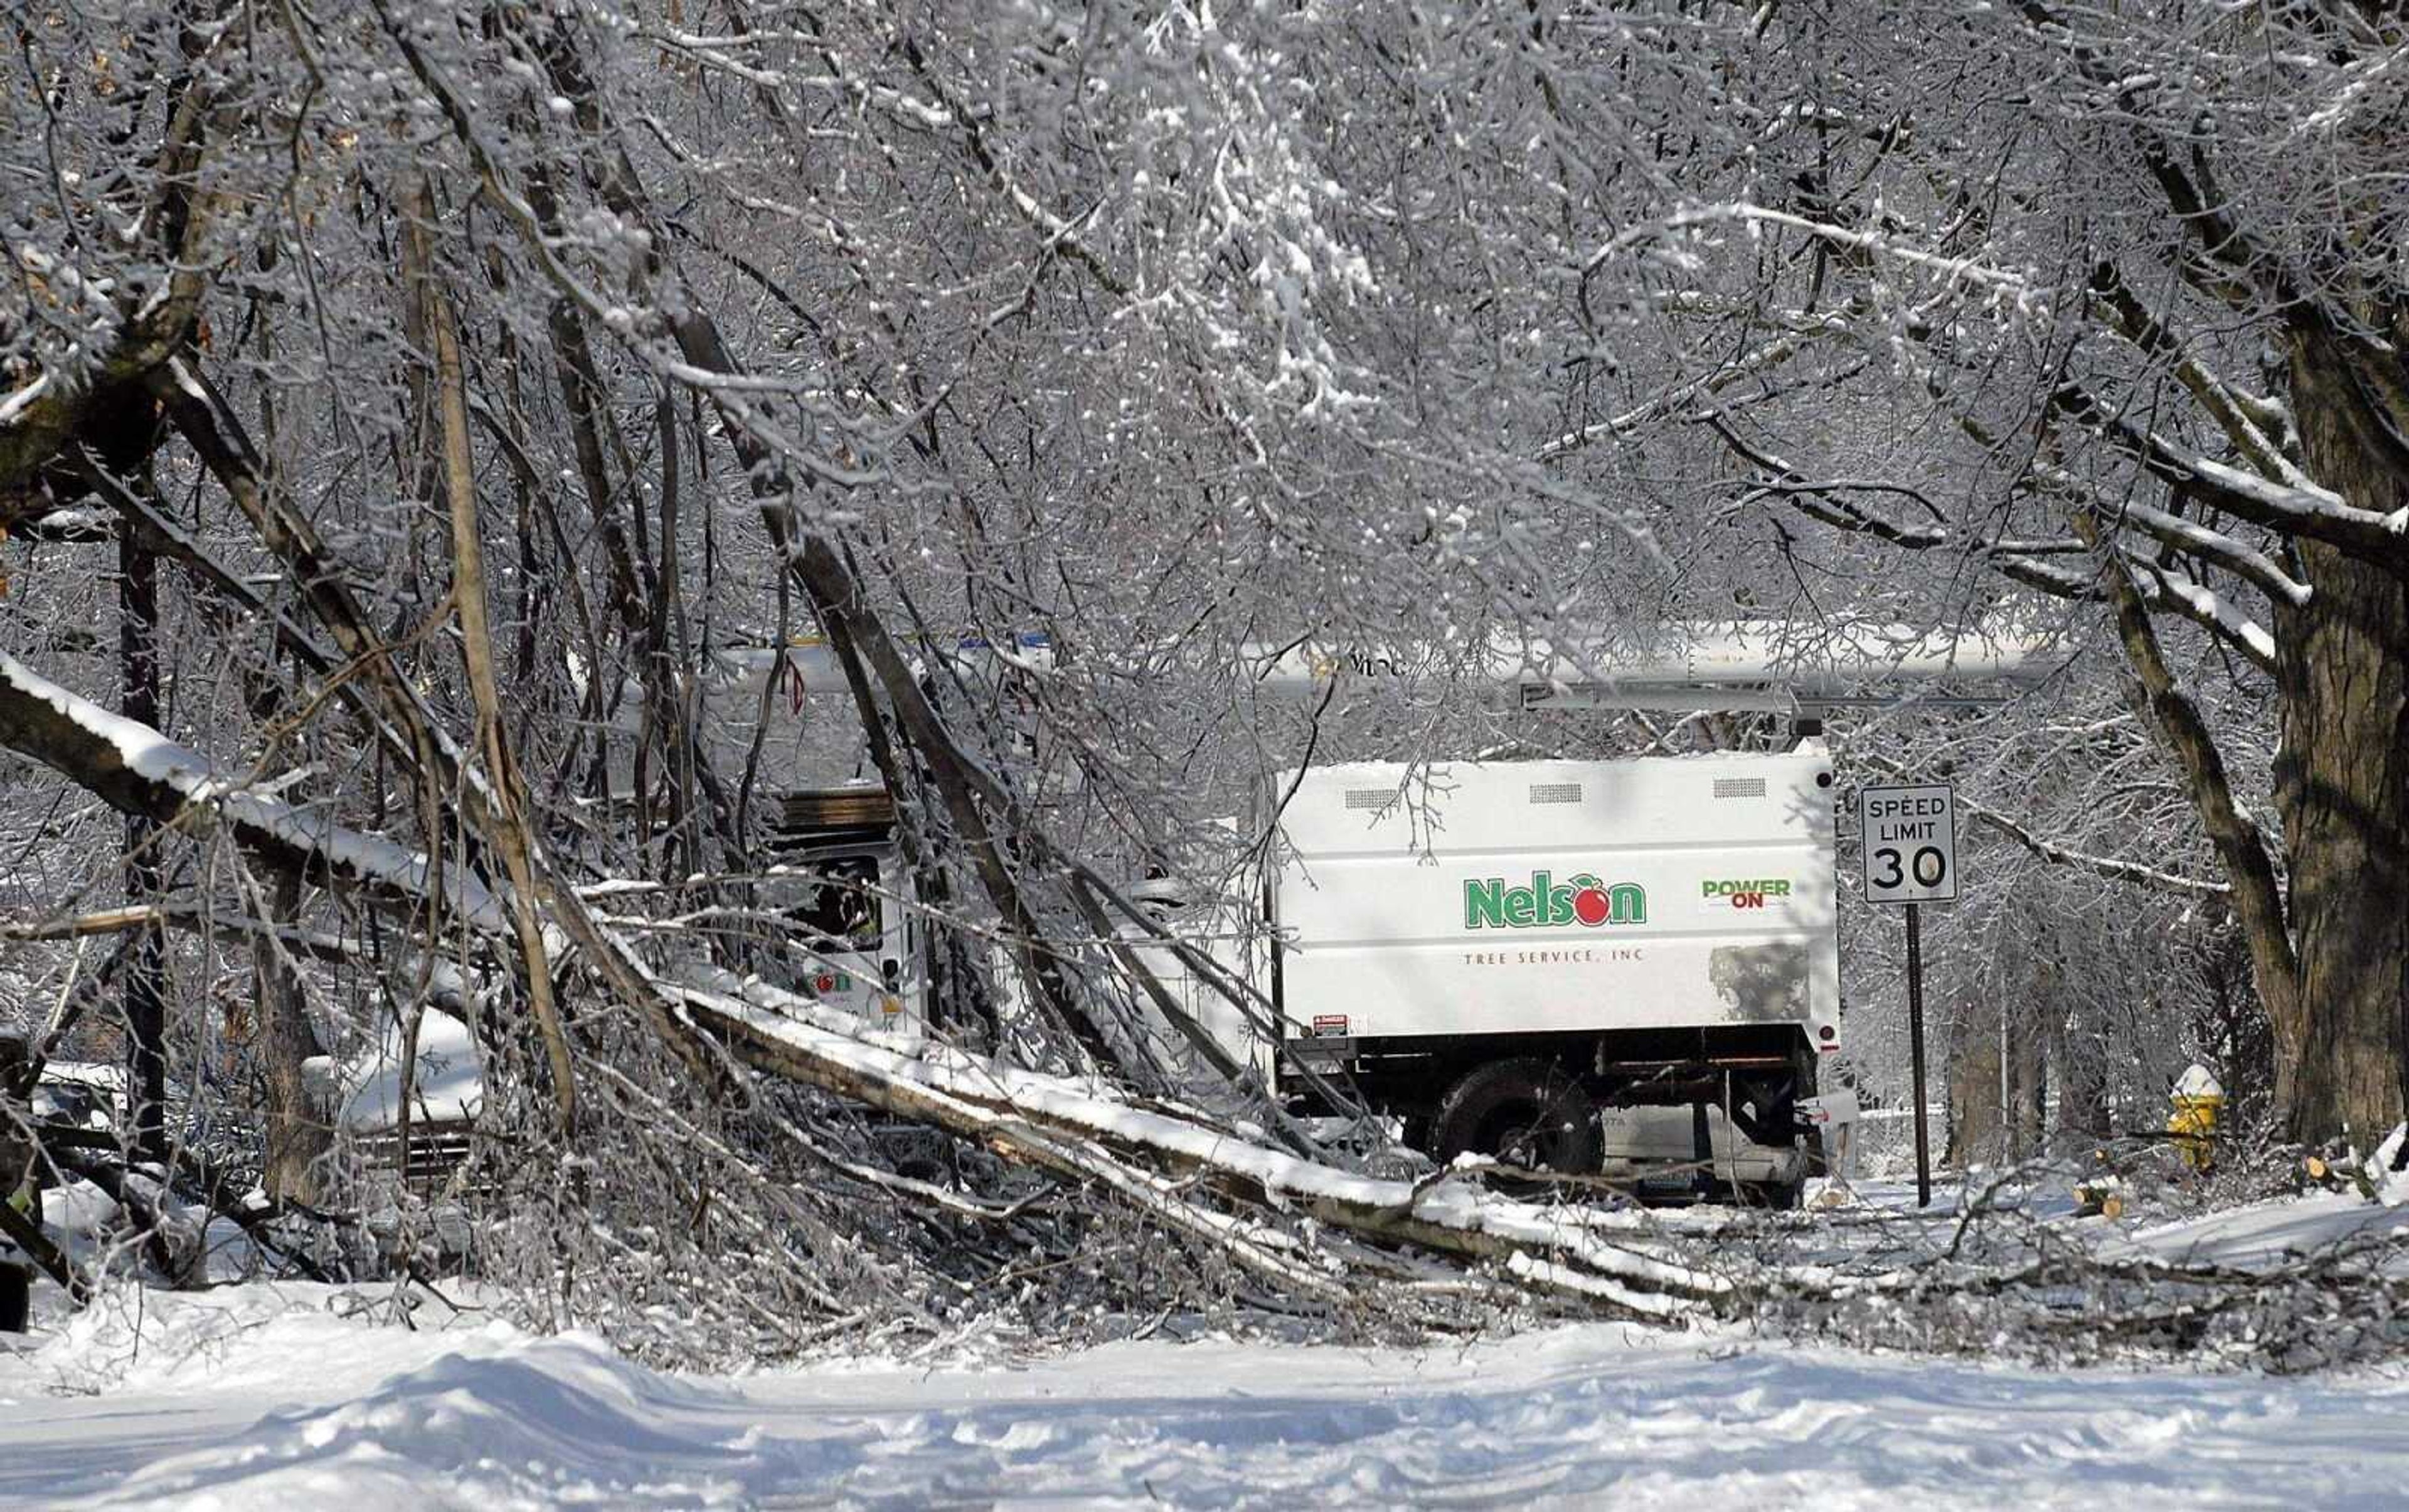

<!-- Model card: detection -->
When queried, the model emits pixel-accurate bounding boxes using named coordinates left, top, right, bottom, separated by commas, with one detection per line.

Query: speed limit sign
left=1860, top=783, right=1959, bottom=904
left=1860, top=780, right=1957, bottom=1210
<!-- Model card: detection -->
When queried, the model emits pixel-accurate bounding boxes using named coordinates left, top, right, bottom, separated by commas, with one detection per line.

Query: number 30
left=1873, top=846, right=1947, bottom=891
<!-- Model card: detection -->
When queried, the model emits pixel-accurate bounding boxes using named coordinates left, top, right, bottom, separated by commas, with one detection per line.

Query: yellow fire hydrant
left=2167, top=1064, right=2224, bottom=1172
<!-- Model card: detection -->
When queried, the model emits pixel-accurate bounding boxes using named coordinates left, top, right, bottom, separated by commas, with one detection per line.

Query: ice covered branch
left=0, top=652, right=1723, bottom=1321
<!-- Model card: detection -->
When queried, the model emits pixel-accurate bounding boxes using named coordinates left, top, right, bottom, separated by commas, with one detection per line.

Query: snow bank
left=90, top=1333, right=759, bottom=1510
left=9, top=1301, right=2409, bottom=1509
left=16, top=1282, right=482, bottom=1398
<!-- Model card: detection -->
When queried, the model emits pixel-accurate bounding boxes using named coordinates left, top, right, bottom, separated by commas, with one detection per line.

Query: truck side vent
left=1343, top=788, right=1391, bottom=810
left=1527, top=782, right=1583, bottom=804
left=1713, top=777, right=1767, bottom=799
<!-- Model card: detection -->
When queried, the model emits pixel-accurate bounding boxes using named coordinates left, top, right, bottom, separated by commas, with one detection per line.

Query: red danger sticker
left=1311, top=1014, right=1349, bottom=1038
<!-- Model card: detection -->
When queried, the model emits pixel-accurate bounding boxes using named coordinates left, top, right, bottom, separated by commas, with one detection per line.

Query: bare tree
left=1538, top=3, right=2406, bottom=1144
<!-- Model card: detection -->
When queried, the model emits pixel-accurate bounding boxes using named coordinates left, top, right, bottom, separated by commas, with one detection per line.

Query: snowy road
left=4, top=1286, right=2407, bottom=1509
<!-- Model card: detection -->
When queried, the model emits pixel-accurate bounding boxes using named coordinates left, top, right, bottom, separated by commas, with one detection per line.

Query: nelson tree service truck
left=770, top=740, right=1846, bottom=1205
left=1255, top=740, right=1841, bottom=1205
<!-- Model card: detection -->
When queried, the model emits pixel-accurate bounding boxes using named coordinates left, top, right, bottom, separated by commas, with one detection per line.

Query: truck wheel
left=1430, top=1059, right=1602, bottom=1174
left=1743, top=1179, right=1804, bottom=1211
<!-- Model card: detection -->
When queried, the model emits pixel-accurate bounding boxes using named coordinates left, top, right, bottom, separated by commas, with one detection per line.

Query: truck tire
left=1430, top=1059, right=1602, bottom=1174
left=1742, top=1179, right=1804, bottom=1211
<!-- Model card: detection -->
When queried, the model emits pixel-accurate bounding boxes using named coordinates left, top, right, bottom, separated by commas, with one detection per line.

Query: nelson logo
left=1464, top=871, right=1646, bottom=930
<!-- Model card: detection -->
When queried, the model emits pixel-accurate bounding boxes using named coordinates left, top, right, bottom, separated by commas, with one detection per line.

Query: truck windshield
left=788, top=856, right=883, bottom=950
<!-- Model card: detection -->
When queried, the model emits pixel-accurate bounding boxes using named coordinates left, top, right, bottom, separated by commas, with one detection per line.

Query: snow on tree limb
left=0, top=650, right=511, bottom=934
left=2127, top=565, right=2280, bottom=674
left=0, top=649, right=1719, bottom=1319
left=670, top=969, right=1726, bottom=1316
left=1586, top=204, right=2043, bottom=301
left=2102, top=494, right=2309, bottom=611
left=1541, top=299, right=1870, bottom=462
left=2058, top=385, right=2409, bottom=567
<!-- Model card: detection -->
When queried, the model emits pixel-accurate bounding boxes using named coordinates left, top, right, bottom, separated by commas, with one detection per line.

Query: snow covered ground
left=3, top=1252, right=2406, bottom=1510
left=4, top=1175, right=2405, bottom=1509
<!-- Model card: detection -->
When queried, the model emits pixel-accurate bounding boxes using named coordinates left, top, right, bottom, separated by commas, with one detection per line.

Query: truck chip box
left=1266, top=742, right=1840, bottom=1203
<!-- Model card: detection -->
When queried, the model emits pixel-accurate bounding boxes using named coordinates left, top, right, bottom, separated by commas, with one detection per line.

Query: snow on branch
left=1538, top=297, right=1868, bottom=461
left=2085, top=260, right=2306, bottom=490
left=1585, top=204, right=2043, bottom=303
left=1704, top=418, right=2100, bottom=602
left=670, top=968, right=1729, bottom=1318
left=2058, top=385, right=2409, bottom=565
left=2127, top=561, right=2280, bottom=673
left=2104, top=493, right=2309, bottom=610
left=0, top=651, right=510, bottom=933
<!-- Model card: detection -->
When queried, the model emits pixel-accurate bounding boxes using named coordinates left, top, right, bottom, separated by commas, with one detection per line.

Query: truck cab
left=765, top=788, right=928, bottom=1042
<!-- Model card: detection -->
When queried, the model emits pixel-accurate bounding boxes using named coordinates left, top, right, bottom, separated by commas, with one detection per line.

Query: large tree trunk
left=1945, top=1001, right=2005, bottom=1169
left=2271, top=345, right=2409, bottom=1147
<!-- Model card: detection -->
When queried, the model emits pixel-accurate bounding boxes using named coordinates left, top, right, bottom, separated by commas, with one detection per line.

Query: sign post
left=1903, top=902, right=1929, bottom=1209
left=1859, top=782, right=1958, bottom=1209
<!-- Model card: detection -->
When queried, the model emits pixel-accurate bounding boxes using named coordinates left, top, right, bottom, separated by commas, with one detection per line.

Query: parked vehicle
left=1254, top=742, right=1842, bottom=1204
left=692, top=740, right=1849, bottom=1204
left=762, top=786, right=930, bottom=1043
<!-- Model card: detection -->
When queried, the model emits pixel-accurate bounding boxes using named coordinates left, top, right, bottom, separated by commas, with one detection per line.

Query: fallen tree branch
left=0, top=1190, right=86, bottom=1303
left=1, top=902, right=375, bottom=961
left=671, top=969, right=1727, bottom=1318
left=0, top=647, right=1720, bottom=1320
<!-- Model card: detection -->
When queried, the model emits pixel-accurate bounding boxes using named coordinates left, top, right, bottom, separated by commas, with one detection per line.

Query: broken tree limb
left=0, top=649, right=516, bottom=932
left=0, top=1196, right=85, bottom=1304
left=114, top=353, right=729, bottom=1094
left=0, top=645, right=1719, bottom=1320
left=415, top=188, right=577, bottom=1132
left=1, top=902, right=374, bottom=962
left=45, top=1146, right=193, bottom=1284
left=669, top=969, right=1727, bottom=1318
left=376, top=16, right=1148, bottom=1083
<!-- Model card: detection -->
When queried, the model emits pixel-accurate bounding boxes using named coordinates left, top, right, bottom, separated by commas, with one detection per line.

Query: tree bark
left=2273, top=344, right=2409, bottom=1146
left=257, top=868, right=329, bottom=1203
left=1946, top=1001, right=2004, bottom=1168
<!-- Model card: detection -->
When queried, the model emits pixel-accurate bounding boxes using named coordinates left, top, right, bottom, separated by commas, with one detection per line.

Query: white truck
left=760, top=787, right=932, bottom=1042
left=775, top=738, right=1844, bottom=1204
left=1255, top=742, right=1841, bottom=1204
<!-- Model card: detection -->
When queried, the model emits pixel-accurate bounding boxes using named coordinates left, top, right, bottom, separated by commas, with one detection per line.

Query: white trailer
left=1262, top=740, right=1841, bottom=1203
